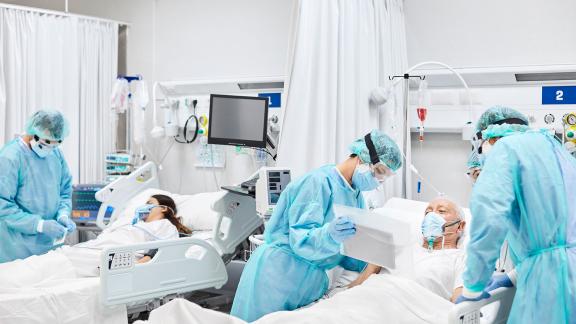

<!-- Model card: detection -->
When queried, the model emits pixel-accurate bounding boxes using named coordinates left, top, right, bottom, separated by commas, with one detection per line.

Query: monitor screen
left=208, top=94, right=268, bottom=148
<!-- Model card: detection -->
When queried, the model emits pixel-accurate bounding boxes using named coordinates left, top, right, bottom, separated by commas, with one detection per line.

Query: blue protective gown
left=231, top=165, right=367, bottom=321
left=0, top=138, right=73, bottom=263
left=464, top=131, right=576, bottom=323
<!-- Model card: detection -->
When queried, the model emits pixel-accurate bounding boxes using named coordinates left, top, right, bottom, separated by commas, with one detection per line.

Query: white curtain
left=277, top=0, right=408, bottom=204
left=78, top=19, right=118, bottom=183
left=0, top=7, right=118, bottom=183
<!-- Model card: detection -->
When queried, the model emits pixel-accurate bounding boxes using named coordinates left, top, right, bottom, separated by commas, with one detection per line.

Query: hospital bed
left=382, top=198, right=516, bottom=324
left=136, top=197, right=516, bottom=324
left=0, top=162, right=263, bottom=324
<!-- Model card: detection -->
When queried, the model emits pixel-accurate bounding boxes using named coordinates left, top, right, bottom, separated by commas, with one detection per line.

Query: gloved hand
left=40, top=220, right=67, bottom=240
left=328, top=216, right=356, bottom=243
left=57, top=214, right=76, bottom=233
left=485, top=273, right=514, bottom=292
left=455, top=291, right=490, bottom=304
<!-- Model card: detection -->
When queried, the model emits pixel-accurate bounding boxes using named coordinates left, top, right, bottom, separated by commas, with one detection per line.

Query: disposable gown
left=464, top=131, right=576, bottom=323
left=0, top=138, right=73, bottom=262
left=231, top=165, right=367, bottom=322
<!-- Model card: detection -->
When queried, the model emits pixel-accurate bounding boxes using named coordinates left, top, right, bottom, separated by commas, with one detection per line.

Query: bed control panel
left=107, top=251, right=134, bottom=270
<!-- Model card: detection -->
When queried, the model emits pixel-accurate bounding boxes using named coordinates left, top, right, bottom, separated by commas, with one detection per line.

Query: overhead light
left=237, top=82, right=284, bottom=90
left=515, top=72, right=576, bottom=82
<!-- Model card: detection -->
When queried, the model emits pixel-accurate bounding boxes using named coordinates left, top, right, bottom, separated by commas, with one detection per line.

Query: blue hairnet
left=475, top=106, right=528, bottom=134
left=482, top=124, right=529, bottom=140
left=25, top=110, right=70, bottom=141
left=349, top=130, right=402, bottom=171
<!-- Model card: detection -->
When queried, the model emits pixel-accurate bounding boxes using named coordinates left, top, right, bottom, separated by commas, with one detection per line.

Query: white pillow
left=115, top=188, right=224, bottom=231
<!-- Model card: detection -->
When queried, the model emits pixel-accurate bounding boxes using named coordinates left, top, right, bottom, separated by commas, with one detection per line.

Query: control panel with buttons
left=107, top=251, right=134, bottom=270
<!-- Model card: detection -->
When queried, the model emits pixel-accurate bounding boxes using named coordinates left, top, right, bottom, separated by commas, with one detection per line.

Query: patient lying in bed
left=0, top=194, right=190, bottom=288
left=332, top=197, right=467, bottom=302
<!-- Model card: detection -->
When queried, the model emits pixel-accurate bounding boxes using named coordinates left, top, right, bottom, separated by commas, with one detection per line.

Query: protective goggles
left=472, top=117, right=527, bottom=154
left=33, top=135, right=62, bottom=147
left=364, top=133, right=394, bottom=181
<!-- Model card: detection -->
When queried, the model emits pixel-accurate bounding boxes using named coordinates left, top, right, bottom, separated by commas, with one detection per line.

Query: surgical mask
left=352, top=164, right=380, bottom=191
left=30, top=137, right=58, bottom=158
left=133, top=204, right=156, bottom=224
left=421, top=212, right=461, bottom=252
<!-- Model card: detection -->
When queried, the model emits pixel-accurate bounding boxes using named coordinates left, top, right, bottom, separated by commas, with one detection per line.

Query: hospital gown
left=0, top=219, right=178, bottom=288
left=0, top=138, right=72, bottom=262
left=329, top=246, right=465, bottom=301
left=231, top=165, right=367, bottom=322
left=464, top=131, right=576, bottom=323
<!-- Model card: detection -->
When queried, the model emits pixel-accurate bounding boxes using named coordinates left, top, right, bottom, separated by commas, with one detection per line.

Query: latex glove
left=57, top=214, right=76, bottom=233
left=455, top=291, right=490, bottom=304
left=328, top=216, right=356, bottom=243
left=40, top=220, right=67, bottom=240
left=485, top=274, right=514, bottom=292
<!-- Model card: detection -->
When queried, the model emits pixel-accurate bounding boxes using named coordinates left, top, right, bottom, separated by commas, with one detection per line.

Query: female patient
left=0, top=194, right=191, bottom=288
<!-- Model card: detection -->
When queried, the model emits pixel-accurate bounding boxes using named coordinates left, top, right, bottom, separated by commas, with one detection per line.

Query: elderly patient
left=0, top=194, right=191, bottom=288
left=344, top=197, right=467, bottom=302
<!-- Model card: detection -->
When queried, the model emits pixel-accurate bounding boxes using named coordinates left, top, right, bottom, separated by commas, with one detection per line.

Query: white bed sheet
left=0, top=278, right=126, bottom=324
left=137, top=274, right=454, bottom=324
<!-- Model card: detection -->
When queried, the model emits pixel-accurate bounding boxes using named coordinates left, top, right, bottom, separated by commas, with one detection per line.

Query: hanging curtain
left=0, top=7, right=118, bottom=184
left=277, top=0, right=408, bottom=204
left=78, top=19, right=118, bottom=183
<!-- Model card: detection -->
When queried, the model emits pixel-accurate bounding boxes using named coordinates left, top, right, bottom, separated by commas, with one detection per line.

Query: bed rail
left=449, top=287, right=516, bottom=324
left=100, top=237, right=227, bottom=306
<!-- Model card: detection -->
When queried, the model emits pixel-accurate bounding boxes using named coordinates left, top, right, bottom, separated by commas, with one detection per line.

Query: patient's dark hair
left=151, top=194, right=192, bottom=234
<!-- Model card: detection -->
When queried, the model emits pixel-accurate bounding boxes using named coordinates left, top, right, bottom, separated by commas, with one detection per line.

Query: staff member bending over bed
left=0, top=194, right=191, bottom=288
left=346, top=197, right=467, bottom=302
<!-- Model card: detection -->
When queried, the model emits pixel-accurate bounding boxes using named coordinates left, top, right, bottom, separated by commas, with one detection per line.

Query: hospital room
left=1, top=0, right=575, bottom=323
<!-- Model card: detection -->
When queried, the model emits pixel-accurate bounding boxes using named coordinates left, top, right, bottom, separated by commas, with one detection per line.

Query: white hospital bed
left=95, top=162, right=263, bottom=308
left=0, top=162, right=262, bottom=324
left=382, top=198, right=516, bottom=324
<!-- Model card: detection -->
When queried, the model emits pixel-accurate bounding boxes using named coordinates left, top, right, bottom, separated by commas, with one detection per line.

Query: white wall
left=404, top=0, right=576, bottom=68
left=404, top=0, right=576, bottom=207
left=3, top=0, right=295, bottom=193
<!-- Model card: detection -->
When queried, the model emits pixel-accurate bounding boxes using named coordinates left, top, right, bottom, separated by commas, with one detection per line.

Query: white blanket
left=0, top=278, right=126, bottom=324
left=138, top=274, right=454, bottom=324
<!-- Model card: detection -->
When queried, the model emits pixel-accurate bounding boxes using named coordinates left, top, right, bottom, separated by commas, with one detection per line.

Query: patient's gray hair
left=433, top=196, right=465, bottom=221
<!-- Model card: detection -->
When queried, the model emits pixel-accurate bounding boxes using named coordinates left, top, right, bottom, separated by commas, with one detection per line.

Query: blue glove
left=57, top=214, right=76, bottom=233
left=485, top=274, right=513, bottom=292
left=328, top=216, right=356, bottom=243
left=455, top=291, right=490, bottom=304
left=40, top=220, right=67, bottom=240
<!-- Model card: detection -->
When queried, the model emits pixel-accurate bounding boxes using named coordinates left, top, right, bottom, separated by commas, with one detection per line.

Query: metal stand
left=388, top=74, right=425, bottom=199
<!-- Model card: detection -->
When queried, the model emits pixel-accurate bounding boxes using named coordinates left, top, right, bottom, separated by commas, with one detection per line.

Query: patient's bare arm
left=348, top=263, right=382, bottom=288
left=451, top=287, right=463, bottom=303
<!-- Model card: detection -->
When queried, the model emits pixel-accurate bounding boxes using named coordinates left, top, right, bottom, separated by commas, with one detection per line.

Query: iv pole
left=387, top=62, right=473, bottom=199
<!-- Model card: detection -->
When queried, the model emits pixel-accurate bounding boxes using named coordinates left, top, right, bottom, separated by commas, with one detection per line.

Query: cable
left=175, top=99, right=199, bottom=144
left=255, top=147, right=275, bottom=160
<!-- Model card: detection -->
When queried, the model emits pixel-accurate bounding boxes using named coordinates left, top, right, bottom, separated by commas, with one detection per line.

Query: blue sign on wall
left=258, top=93, right=282, bottom=108
left=542, top=86, right=576, bottom=105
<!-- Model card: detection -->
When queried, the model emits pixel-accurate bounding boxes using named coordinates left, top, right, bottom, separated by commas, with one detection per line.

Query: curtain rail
left=0, top=3, right=130, bottom=26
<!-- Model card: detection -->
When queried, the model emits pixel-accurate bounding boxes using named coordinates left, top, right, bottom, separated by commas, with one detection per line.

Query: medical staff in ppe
left=231, top=130, right=402, bottom=321
left=457, top=120, right=576, bottom=323
left=0, top=110, right=75, bottom=263
left=466, top=106, right=528, bottom=182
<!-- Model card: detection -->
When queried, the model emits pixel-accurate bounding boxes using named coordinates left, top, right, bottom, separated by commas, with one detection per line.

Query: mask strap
left=364, top=133, right=380, bottom=165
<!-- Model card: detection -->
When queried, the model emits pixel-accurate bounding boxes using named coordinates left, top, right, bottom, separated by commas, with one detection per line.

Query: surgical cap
left=475, top=106, right=528, bottom=134
left=349, top=130, right=402, bottom=171
left=25, top=110, right=70, bottom=141
left=482, top=123, right=529, bottom=140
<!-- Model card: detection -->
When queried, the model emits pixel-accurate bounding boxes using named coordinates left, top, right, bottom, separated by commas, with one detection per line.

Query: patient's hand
left=348, top=263, right=382, bottom=288
left=137, top=256, right=152, bottom=264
